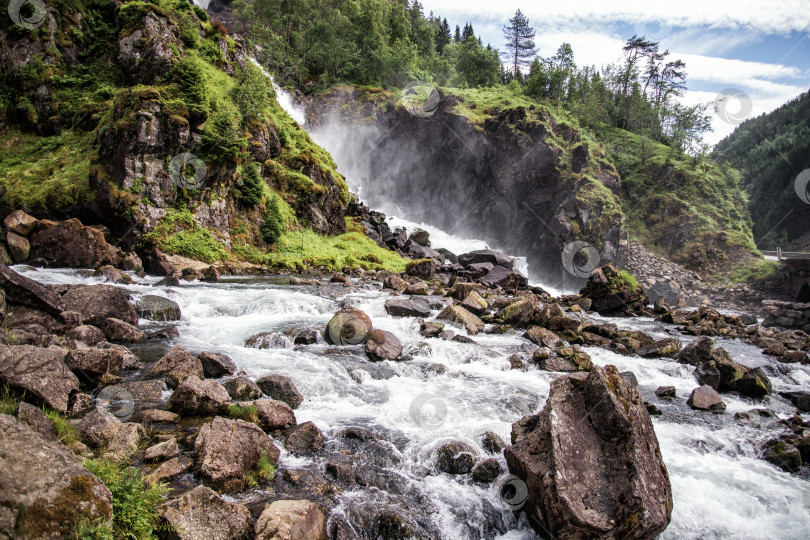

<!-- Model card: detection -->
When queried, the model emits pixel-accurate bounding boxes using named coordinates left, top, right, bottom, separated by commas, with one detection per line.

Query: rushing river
left=15, top=265, right=810, bottom=539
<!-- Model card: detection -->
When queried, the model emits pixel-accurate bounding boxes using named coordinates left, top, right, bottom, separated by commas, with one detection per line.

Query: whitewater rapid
left=16, top=266, right=810, bottom=538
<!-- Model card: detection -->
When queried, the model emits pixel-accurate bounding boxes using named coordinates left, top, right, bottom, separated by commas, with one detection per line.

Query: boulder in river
left=222, top=376, right=262, bottom=401
left=256, top=374, right=304, bottom=409
left=251, top=398, right=297, bottom=432
left=579, top=264, right=649, bottom=316
left=30, top=218, right=121, bottom=268
left=255, top=499, right=327, bottom=540
left=61, top=285, right=138, bottom=326
left=0, top=414, right=113, bottom=538
left=149, top=345, right=204, bottom=388
left=458, top=249, right=514, bottom=270
left=384, top=297, right=431, bottom=318
left=134, top=294, right=181, bottom=321
left=505, top=365, right=672, bottom=539
left=365, top=329, right=404, bottom=361
left=168, top=376, right=231, bottom=416
left=284, top=421, right=324, bottom=454
left=687, top=385, right=726, bottom=412
left=324, top=307, right=373, bottom=345
left=437, top=305, right=484, bottom=335
left=0, top=263, right=63, bottom=315
left=198, top=351, right=237, bottom=378
left=436, top=441, right=478, bottom=475
left=159, top=485, right=254, bottom=540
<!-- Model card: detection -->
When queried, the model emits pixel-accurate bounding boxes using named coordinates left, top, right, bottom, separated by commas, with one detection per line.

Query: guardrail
left=762, top=249, right=810, bottom=260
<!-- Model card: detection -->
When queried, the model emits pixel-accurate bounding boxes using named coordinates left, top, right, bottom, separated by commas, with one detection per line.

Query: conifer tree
left=502, top=8, right=538, bottom=78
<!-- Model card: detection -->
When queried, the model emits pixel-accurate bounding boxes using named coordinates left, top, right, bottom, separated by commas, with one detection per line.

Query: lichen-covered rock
left=199, top=351, right=237, bottom=378
left=437, top=305, right=484, bottom=335
left=251, top=398, right=297, bottom=432
left=6, top=231, right=30, bottom=262
left=66, top=346, right=125, bottom=383
left=436, top=441, right=478, bottom=475
left=194, top=417, right=280, bottom=492
left=159, top=485, right=254, bottom=540
left=523, top=326, right=562, bottom=348
left=638, top=338, right=683, bottom=358
left=255, top=499, right=327, bottom=540
left=0, top=345, right=79, bottom=414
left=168, top=376, right=231, bottom=416
left=0, top=415, right=113, bottom=539
left=144, top=438, right=179, bottom=462
left=505, top=365, right=672, bottom=539
left=222, top=376, right=262, bottom=401
left=98, top=318, right=145, bottom=343
left=284, top=421, right=324, bottom=454
left=76, top=408, right=144, bottom=460
left=149, top=345, right=204, bottom=388
left=65, top=324, right=106, bottom=346
left=16, top=402, right=57, bottom=442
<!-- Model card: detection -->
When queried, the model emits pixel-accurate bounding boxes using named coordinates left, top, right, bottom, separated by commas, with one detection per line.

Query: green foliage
left=83, top=459, right=167, bottom=540
left=720, top=260, right=779, bottom=285
left=245, top=453, right=275, bottom=487
left=170, top=57, right=209, bottom=110
left=44, top=409, right=80, bottom=445
left=0, top=385, right=18, bottom=416
left=619, top=270, right=640, bottom=292
left=144, top=209, right=229, bottom=263
left=192, top=4, right=209, bottom=21
left=228, top=404, right=259, bottom=423
left=231, top=65, right=272, bottom=122
left=262, top=195, right=284, bottom=244
left=236, top=162, right=264, bottom=208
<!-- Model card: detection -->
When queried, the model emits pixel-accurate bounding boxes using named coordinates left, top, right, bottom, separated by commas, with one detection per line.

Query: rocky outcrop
left=505, top=365, right=672, bottom=539
left=0, top=415, right=113, bottom=539
left=580, top=264, right=649, bottom=316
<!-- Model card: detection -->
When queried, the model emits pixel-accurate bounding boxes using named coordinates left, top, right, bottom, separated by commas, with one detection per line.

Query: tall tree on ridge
left=502, top=8, right=538, bottom=78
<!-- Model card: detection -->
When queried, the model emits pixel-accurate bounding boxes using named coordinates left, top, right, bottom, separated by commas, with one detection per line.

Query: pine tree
left=461, top=23, right=474, bottom=43
left=454, top=25, right=461, bottom=43
left=436, top=17, right=451, bottom=53
left=502, top=8, right=538, bottom=78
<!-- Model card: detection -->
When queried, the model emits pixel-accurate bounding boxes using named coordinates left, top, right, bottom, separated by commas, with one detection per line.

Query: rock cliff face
left=308, top=88, right=627, bottom=287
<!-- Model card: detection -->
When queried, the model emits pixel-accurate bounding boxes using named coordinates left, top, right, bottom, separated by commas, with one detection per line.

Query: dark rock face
left=504, top=365, right=672, bottom=539
left=384, top=297, right=431, bottom=318
left=199, top=351, right=237, bottom=378
left=580, top=264, right=649, bottom=316
left=284, top=421, right=324, bottom=454
left=0, top=263, right=63, bottom=316
left=30, top=218, right=122, bottom=268
left=0, top=415, right=113, bottom=539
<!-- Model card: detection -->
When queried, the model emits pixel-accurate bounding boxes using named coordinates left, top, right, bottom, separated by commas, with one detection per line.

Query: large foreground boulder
left=256, top=499, right=327, bottom=540
left=194, top=417, right=280, bottom=492
left=0, top=263, right=63, bottom=315
left=0, top=415, right=113, bottom=539
left=365, top=329, right=403, bottom=361
left=0, top=345, right=79, bottom=414
left=505, top=365, right=672, bottom=539
left=579, top=264, right=649, bottom=316
left=159, top=485, right=254, bottom=540
left=168, top=376, right=231, bottom=416
left=30, top=218, right=121, bottom=268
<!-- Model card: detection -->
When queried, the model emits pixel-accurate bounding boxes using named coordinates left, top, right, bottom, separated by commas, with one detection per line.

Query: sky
left=423, top=0, right=810, bottom=146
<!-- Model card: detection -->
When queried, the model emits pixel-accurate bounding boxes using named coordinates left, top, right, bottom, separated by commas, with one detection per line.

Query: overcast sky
left=424, top=0, right=810, bottom=146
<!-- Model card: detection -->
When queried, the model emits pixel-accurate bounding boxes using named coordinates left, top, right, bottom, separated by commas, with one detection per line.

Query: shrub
left=171, top=57, right=208, bottom=107
left=236, top=162, right=263, bottom=208
left=262, top=196, right=284, bottom=245
left=192, top=5, right=209, bottom=21
left=83, top=459, right=166, bottom=539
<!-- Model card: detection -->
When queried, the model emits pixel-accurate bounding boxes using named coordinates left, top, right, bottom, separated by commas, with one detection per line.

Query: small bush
left=236, top=162, right=263, bottom=208
left=171, top=57, right=208, bottom=107
left=262, top=196, right=284, bottom=245
left=228, top=404, right=258, bottom=423
left=83, top=459, right=167, bottom=539
left=192, top=5, right=209, bottom=22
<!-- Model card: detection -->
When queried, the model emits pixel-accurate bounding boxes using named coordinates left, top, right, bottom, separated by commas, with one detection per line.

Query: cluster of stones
left=760, top=300, right=810, bottom=332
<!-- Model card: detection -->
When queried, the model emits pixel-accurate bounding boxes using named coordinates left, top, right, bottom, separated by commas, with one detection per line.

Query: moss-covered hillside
left=0, top=0, right=405, bottom=272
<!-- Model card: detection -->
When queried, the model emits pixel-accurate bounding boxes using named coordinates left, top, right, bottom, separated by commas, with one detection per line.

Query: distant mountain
left=713, top=91, right=810, bottom=249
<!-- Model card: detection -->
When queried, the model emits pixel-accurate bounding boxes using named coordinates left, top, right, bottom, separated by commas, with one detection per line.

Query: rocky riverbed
left=2, top=252, right=810, bottom=539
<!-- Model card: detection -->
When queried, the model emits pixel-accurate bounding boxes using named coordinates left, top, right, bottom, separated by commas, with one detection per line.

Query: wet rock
left=65, top=324, right=106, bottom=346
left=98, top=318, right=144, bottom=343
left=695, top=365, right=721, bottom=389
left=30, top=218, right=121, bottom=268
left=202, top=266, right=222, bottom=283
left=655, top=386, right=676, bottom=399
left=134, top=294, right=181, bottom=321
left=780, top=350, right=809, bottom=364
left=406, top=258, right=436, bottom=280
left=409, top=230, right=431, bottom=247
left=779, top=391, right=810, bottom=412
left=524, top=326, right=562, bottom=348
left=0, top=263, right=63, bottom=316
left=472, top=458, right=503, bottom=483
left=16, top=401, right=57, bottom=442
left=0, top=345, right=79, bottom=413
left=94, top=265, right=134, bottom=285
left=198, top=351, right=237, bottom=378
left=365, top=329, right=404, bottom=361
left=458, top=249, right=514, bottom=270
left=505, top=365, right=672, bottom=540
left=61, top=285, right=138, bottom=326
left=255, top=499, right=327, bottom=540
left=284, top=421, right=324, bottom=454
left=579, top=264, right=649, bottom=316
left=687, top=386, right=726, bottom=412
left=460, top=290, right=488, bottom=315
left=734, top=367, right=772, bottom=399
left=159, top=485, right=254, bottom=540
left=621, top=371, right=639, bottom=388
left=4, top=210, right=38, bottom=236
left=149, top=345, right=204, bottom=388
left=480, top=266, right=528, bottom=289
left=436, top=441, right=478, bottom=474
left=7, top=231, right=30, bottom=262
left=385, top=297, right=431, bottom=318
left=419, top=319, right=445, bottom=338
left=245, top=332, right=293, bottom=349
left=146, top=326, right=180, bottom=340
left=406, top=280, right=430, bottom=295
left=499, top=296, right=538, bottom=326
left=383, top=274, right=409, bottom=292
left=437, top=305, right=484, bottom=335
left=677, top=336, right=715, bottom=366
left=256, top=375, right=303, bottom=409
left=638, top=338, right=683, bottom=358
left=480, top=431, right=506, bottom=454
left=195, top=417, right=280, bottom=492
left=223, top=376, right=262, bottom=401
left=168, top=376, right=231, bottom=416
left=147, top=456, right=193, bottom=485
left=155, top=277, right=181, bottom=287
left=762, top=441, right=802, bottom=473
left=0, top=415, right=113, bottom=538
left=293, top=329, right=318, bottom=345
left=134, top=409, right=179, bottom=424
left=251, top=398, right=297, bottom=432
left=325, top=307, right=373, bottom=345
left=144, top=438, right=179, bottom=462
